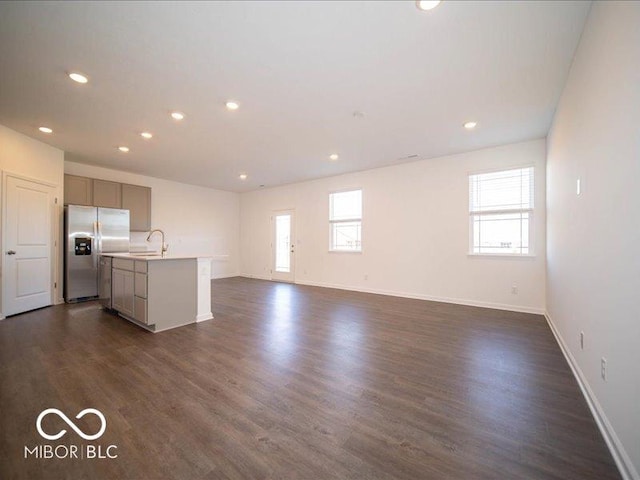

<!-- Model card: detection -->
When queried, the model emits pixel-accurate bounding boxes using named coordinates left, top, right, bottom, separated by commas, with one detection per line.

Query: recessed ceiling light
left=171, top=112, right=185, bottom=121
left=140, top=132, right=153, bottom=139
left=68, top=72, right=88, bottom=84
left=329, top=153, right=339, bottom=161
left=38, top=126, right=53, bottom=134
left=416, top=0, right=441, bottom=11
left=463, top=121, right=477, bottom=130
left=226, top=101, right=240, bottom=111
left=118, top=146, right=130, bottom=153
left=239, top=173, right=248, bottom=180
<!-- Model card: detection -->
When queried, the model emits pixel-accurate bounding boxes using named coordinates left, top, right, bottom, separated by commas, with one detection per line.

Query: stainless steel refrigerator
left=64, top=205, right=130, bottom=302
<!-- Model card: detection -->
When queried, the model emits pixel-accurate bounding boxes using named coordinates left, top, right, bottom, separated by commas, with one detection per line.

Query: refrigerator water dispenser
left=74, top=237, right=92, bottom=255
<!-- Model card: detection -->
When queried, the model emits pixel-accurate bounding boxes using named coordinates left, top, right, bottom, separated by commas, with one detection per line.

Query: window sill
left=467, top=253, right=536, bottom=258
left=329, top=250, right=363, bottom=254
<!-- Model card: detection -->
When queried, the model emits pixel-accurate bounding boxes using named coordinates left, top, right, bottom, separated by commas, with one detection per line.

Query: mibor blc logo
left=37, top=408, right=106, bottom=440
left=25, top=408, right=118, bottom=460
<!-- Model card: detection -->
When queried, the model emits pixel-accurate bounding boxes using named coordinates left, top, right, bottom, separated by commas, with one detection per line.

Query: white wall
left=65, top=160, right=240, bottom=279
left=0, top=124, right=65, bottom=310
left=241, top=139, right=546, bottom=313
left=546, top=2, right=640, bottom=479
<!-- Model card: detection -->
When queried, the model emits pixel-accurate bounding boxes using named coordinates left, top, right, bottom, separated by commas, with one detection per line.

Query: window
left=329, top=189, right=362, bottom=251
left=469, top=167, right=533, bottom=255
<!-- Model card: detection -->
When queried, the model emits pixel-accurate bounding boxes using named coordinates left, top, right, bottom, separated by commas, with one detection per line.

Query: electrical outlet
left=580, top=331, right=584, bottom=350
left=511, top=285, right=518, bottom=295
left=364, top=274, right=369, bottom=281
left=601, top=357, right=607, bottom=381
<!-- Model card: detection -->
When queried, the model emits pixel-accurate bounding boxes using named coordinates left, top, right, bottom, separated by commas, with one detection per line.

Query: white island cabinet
left=106, top=254, right=212, bottom=332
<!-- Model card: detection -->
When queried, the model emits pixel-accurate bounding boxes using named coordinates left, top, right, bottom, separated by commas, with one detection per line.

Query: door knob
left=6, top=250, right=16, bottom=255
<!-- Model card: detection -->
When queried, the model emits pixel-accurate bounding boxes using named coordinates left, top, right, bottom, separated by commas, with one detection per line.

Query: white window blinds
left=469, top=167, right=534, bottom=255
left=329, top=189, right=362, bottom=251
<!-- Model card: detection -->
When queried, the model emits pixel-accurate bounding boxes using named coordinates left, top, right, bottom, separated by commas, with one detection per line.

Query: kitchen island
left=101, top=253, right=213, bottom=332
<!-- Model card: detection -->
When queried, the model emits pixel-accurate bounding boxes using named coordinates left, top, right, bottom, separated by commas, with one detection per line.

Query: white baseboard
left=545, top=312, right=638, bottom=480
left=211, top=272, right=241, bottom=280
left=239, top=273, right=272, bottom=281
left=196, top=313, right=213, bottom=322
left=292, top=278, right=544, bottom=315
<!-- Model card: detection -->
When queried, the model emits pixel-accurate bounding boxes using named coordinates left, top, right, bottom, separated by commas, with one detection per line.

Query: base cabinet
left=133, top=296, right=147, bottom=324
left=108, top=257, right=200, bottom=332
left=133, top=267, right=148, bottom=324
left=112, top=268, right=134, bottom=317
left=112, top=259, right=149, bottom=325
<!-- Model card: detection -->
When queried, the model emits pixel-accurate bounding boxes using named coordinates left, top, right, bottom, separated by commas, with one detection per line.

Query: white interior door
left=2, top=174, right=55, bottom=316
left=271, top=210, right=295, bottom=283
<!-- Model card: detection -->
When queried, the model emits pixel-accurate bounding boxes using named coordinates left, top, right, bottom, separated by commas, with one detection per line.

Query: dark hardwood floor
left=0, top=277, right=620, bottom=479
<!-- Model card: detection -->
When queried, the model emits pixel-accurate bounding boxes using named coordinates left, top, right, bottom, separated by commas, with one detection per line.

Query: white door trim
left=1, top=171, right=59, bottom=319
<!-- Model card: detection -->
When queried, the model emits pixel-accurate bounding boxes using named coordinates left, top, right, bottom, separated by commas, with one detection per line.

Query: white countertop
left=103, top=252, right=212, bottom=261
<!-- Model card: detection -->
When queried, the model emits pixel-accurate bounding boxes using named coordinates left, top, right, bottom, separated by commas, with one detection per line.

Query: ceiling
left=0, top=1, right=590, bottom=193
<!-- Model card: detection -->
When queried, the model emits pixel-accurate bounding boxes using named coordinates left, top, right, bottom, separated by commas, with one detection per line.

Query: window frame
left=328, top=188, right=363, bottom=253
left=468, top=165, right=535, bottom=257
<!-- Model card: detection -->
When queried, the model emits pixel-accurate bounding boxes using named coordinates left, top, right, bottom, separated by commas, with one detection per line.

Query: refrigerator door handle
left=99, top=221, right=104, bottom=252
left=94, top=221, right=99, bottom=269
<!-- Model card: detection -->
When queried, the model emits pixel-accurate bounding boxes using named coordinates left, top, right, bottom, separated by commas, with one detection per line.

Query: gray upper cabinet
left=122, top=183, right=151, bottom=232
left=93, top=179, right=122, bottom=208
left=64, top=174, right=152, bottom=231
left=64, top=174, right=93, bottom=205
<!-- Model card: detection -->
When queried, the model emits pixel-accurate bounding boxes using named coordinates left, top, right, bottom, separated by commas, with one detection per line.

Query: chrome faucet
left=146, top=229, right=168, bottom=257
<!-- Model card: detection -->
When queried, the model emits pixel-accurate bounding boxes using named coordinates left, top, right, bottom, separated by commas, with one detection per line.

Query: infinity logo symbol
left=36, top=408, right=107, bottom=441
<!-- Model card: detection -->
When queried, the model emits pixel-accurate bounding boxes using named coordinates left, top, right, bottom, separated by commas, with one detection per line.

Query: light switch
left=576, top=178, right=581, bottom=195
